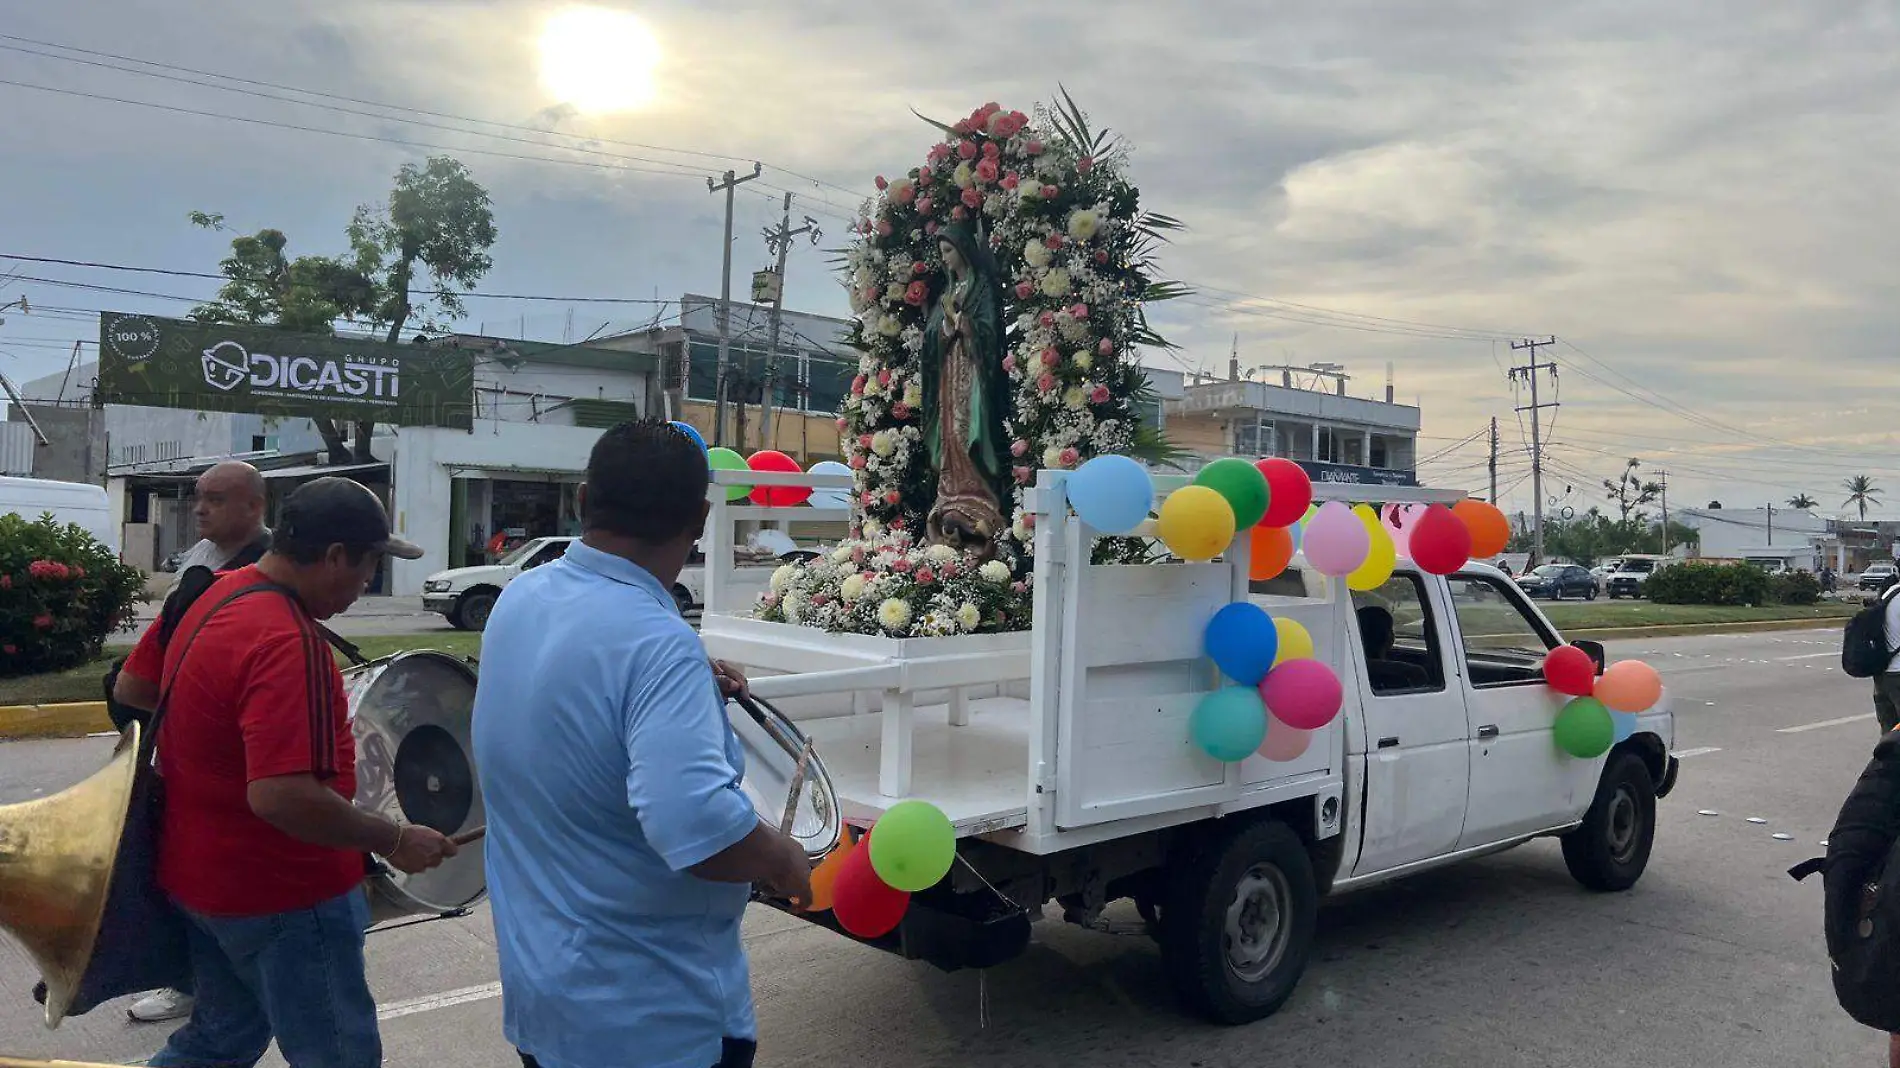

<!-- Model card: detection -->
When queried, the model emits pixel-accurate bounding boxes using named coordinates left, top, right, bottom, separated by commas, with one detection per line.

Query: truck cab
left=421, top=536, right=577, bottom=630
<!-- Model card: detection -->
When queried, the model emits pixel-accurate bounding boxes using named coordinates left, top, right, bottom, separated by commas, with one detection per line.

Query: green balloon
left=1193, top=457, right=1270, bottom=529
left=868, top=800, right=957, bottom=892
left=706, top=446, right=751, bottom=501
left=1554, top=696, right=1614, bottom=759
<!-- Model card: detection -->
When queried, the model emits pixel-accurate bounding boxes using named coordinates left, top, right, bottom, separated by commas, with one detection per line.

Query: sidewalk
left=133, top=591, right=428, bottom=623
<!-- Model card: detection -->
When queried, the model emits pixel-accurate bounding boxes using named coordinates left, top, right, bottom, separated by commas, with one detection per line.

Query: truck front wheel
left=1561, top=751, right=1656, bottom=892
left=1159, top=819, right=1318, bottom=1025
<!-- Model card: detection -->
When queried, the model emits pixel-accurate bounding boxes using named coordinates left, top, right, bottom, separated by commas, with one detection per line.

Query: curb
left=0, top=701, right=115, bottom=741
left=1565, top=617, right=1850, bottom=642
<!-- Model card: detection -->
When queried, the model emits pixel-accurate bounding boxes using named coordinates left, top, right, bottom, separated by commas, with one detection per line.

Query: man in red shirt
left=116, top=477, right=457, bottom=1068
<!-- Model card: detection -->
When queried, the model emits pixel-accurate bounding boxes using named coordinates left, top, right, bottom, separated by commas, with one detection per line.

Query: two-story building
left=1162, top=365, right=1421, bottom=486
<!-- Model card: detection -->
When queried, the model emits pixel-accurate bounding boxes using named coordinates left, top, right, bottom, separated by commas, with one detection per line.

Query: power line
left=0, top=256, right=681, bottom=304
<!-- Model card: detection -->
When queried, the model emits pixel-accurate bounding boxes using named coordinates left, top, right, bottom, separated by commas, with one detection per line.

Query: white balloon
left=807, top=460, right=854, bottom=509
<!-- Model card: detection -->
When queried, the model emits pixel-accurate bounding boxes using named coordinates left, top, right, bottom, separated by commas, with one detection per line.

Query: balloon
left=1193, top=458, right=1270, bottom=530
left=1407, top=504, right=1472, bottom=575
left=1190, top=686, right=1269, bottom=762
left=669, top=420, right=708, bottom=453
left=1596, top=660, right=1664, bottom=713
left=1257, top=711, right=1312, bottom=762
left=1381, top=503, right=1424, bottom=559
left=1274, top=617, right=1315, bottom=666
left=806, top=460, right=854, bottom=510
left=1157, top=485, right=1237, bottom=562
left=1256, top=458, right=1313, bottom=528
left=1541, top=645, right=1598, bottom=697
left=1453, top=499, right=1511, bottom=559
left=1259, top=658, right=1344, bottom=731
left=832, top=832, right=910, bottom=938
left=1554, top=696, right=1614, bottom=759
left=1347, top=505, right=1397, bottom=592
left=1205, top=602, right=1280, bottom=685
left=706, top=447, right=752, bottom=501
left=748, top=449, right=811, bottom=507
left=1249, top=525, right=1295, bottom=582
left=1066, top=455, right=1155, bottom=534
left=867, top=800, right=957, bottom=892
left=1611, top=710, right=1638, bottom=744
left=1302, top=501, right=1370, bottom=577
left=803, top=825, right=859, bottom=912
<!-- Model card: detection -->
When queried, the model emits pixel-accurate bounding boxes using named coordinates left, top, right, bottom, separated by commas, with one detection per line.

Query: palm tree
left=1843, top=476, right=1883, bottom=522
left=1788, top=493, right=1818, bottom=510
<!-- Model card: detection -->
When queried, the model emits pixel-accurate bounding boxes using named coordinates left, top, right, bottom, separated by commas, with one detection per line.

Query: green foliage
left=1844, top=475, right=1883, bottom=522
left=1507, top=510, right=1699, bottom=564
left=1645, top=562, right=1771, bottom=607
left=0, top=514, right=146, bottom=678
left=1602, top=457, right=1662, bottom=522
left=1767, top=570, right=1821, bottom=605
left=346, top=156, right=498, bottom=342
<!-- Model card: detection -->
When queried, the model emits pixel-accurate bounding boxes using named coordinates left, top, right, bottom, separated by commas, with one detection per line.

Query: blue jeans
left=147, top=890, right=379, bottom=1068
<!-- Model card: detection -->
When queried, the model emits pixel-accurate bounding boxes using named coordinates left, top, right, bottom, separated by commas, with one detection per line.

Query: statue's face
left=939, top=239, right=965, bottom=274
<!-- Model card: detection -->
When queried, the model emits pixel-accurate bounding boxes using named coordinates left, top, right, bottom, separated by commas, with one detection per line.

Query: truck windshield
left=497, top=540, right=543, bottom=567
left=1621, top=560, right=1655, bottom=573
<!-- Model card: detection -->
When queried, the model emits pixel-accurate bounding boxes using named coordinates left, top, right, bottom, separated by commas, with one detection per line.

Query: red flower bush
left=1, top=513, right=147, bottom=678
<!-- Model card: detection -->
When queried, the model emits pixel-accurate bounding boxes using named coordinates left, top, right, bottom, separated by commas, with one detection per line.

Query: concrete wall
left=1677, top=507, right=1827, bottom=561
left=6, top=404, right=106, bottom=482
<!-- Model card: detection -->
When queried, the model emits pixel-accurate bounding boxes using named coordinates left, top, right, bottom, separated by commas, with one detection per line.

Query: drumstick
left=780, top=739, right=815, bottom=835
left=451, top=826, right=486, bottom=846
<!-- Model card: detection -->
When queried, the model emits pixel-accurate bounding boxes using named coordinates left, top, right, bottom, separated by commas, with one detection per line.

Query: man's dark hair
left=1357, top=604, right=1396, bottom=656
left=584, top=420, right=710, bottom=542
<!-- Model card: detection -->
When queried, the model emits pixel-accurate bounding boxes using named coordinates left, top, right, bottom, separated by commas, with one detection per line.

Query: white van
left=0, top=475, right=115, bottom=553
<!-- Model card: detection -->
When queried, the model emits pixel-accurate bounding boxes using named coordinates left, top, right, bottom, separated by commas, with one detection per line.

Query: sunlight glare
left=537, top=6, right=661, bottom=114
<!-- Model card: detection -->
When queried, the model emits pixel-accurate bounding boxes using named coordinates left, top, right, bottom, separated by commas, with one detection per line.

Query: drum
left=728, top=693, right=841, bottom=860
left=346, top=651, right=486, bottom=923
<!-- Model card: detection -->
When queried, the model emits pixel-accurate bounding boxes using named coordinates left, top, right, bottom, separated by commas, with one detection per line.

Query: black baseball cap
left=277, top=477, right=423, bottom=559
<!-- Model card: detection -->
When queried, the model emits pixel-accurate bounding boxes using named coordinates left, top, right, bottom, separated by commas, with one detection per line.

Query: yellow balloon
left=1157, top=485, right=1237, bottom=561
left=1347, top=505, right=1397, bottom=591
left=1273, top=617, right=1315, bottom=666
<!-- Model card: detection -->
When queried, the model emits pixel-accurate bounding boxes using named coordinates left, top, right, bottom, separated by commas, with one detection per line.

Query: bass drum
left=346, top=651, right=486, bottom=925
left=728, top=693, right=841, bottom=861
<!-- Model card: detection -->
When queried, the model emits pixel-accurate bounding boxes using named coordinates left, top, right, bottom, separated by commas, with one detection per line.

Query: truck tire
left=455, top=589, right=499, bottom=632
left=1159, top=819, right=1318, bottom=1025
left=672, top=584, right=695, bottom=616
left=1561, top=751, right=1656, bottom=892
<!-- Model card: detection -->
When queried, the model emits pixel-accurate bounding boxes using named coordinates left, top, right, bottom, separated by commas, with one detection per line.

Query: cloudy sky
left=2, top=0, right=1895, bottom=517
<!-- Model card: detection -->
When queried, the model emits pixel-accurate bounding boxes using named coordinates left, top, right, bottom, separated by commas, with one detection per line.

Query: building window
left=1317, top=427, right=1341, bottom=464
left=1234, top=418, right=1276, bottom=457
left=1370, top=436, right=1389, bottom=468
left=806, top=353, right=852, bottom=415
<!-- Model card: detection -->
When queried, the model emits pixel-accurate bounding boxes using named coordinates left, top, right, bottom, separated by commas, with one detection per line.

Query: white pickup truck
left=705, top=475, right=1678, bottom=1023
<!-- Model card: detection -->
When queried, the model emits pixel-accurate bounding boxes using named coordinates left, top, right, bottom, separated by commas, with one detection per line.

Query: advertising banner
left=97, top=313, right=473, bottom=430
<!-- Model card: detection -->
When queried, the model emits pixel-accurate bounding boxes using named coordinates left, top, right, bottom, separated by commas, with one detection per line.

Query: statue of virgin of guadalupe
left=920, top=223, right=1013, bottom=558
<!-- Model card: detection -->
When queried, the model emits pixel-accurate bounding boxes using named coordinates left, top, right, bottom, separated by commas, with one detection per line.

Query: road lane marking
left=1777, top=714, right=1868, bottom=734
left=377, top=981, right=502, bottom=1021
left=1775, top=652, right=1836, bottom=661
left=1674, top=747, right=1722, bottom=758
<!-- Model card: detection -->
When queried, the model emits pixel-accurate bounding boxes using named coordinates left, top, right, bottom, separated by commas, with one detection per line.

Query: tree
left=1603, top=458, right=1662, bottom=522
left=1844, top=475, right=1883, bottom=522
left=1788, top=493, right=1818, bottom=510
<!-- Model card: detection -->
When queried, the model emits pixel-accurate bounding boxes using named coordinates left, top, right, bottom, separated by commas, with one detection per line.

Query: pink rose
left=1001, top=172, right=1020, bottom=190
left=942, top=562, right=959, bottom=579
left=1070, top=303, right=1088, bottom=320
left=1060, top=447, right=1080, bottom=467
left=925, top=220, right=939, bottom=235
left=1014, top=466, right=1033, bottom=484
left=1010, top=439, right=1029, bottom=457
left=892, top=402, right=911, bottom=419
left=1015, top=281, right=1034, bottom=300
left=928, top=143, right=949, bottom=162
left=951, top=205, right=968, bottom=221
left=0, top=574, right=10, bottom=589
left=1039, top=311, right=1056, bottom=328
left=1041, top=184, right=1059, bottom=200
left=1037, top=373, right=1055, bottom=393
left=915, top=566, right=936, bottom=584
left=1041, top=347, right=1060, bottom=367
left=852, top=547, right=866, bottom=563
left=1078, top=156, right=1094, bottom=174
left=835, top=416, right=848, bottom=430
left=951, top=119, right=973, bottom=136
left=858, top=433, right=874, bottom=448
left=877, top=368, right=893, bottom=386
left=860, top=284, right=880, bottom=306
left=851, top=375, right=866, bottom=395
left=1094, top=249, right=1108, bottom=264
left=890, top=519, right=905, bottom=531
left=32, top=614, right=53, bottom=630
left=1091, top=384, right=1111, bottom=404
left=1097, top=338, right=1115, bottom=356
left=1045, top=233, right=1064, bottom=250
left=957, top=140, right=977, bottom=160
left=876, top=219, right=893, bottom=237
left=981, top=141, right=1000, bottom=160
left=875, top=175, right=888, bottom=190
left=1026, top=139, right=1045, bottom=156
left=974, top=159, right=998, bottom=184
left=917, top=169, right=932, bottom=186
left=812, top=594, right=831, bottom=607
left=894, top=183, right=916, bottom=205
left=916, top=196, right=934, bottom=216
left=885, top=491, right=903, bottom=507
left=1012, top=581, right=1029, bottom=594
left=849, top=455, right=866, bottom=469
left=904, top=281, right=928, bottom=306
left=891, top=556, right=911, bottom=572
left=1002, top=353, right=1017, bottom=373
left=912, top=260, right=929, bottom=277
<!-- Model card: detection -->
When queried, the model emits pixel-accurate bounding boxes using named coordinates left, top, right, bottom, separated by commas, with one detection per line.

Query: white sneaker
left=128, top=989, right=194, bottom=1022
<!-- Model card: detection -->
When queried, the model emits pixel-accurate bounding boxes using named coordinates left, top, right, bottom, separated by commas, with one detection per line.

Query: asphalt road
left=0, top=628, right=1886, bottom=1067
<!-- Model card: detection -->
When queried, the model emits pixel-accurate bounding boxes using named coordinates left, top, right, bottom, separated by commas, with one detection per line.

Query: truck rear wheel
left=455, top=589, right=498, bottom=632
left=1159, top=819, right=1318, bottom=1025
left=1561, top=751, right=1656, bottom=892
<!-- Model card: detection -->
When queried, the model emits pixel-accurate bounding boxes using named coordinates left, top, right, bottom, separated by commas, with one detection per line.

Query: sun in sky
left=537, top=6, right=661, bottom=114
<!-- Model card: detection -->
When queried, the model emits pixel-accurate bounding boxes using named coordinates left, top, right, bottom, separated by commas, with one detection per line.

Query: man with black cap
left=128, top=476, right=458, bottom=1068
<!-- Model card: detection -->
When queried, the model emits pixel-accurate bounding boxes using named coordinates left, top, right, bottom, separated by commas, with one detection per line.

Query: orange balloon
left=1595, top=660, right=1663, bottom=713
left=1453, top=499, right=1511, bottom=559
left=1249, top=524, right=1295, bottom=581
left=803, top=826, right=859, bottom=913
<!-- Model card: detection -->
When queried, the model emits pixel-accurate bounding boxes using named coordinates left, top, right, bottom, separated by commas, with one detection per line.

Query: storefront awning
left=260, top=462, right=388, bottom=481
left=441, top=464, right=583, bottom=481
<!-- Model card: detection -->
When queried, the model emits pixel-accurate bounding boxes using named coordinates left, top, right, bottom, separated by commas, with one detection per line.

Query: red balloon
left=1407, top=504, right=1472, bottom=575
left=831, top=831, right=910, bottom=938
left=1542, top=645, right=1597, bottom=697
left=1256, top=458, right=1312, bottom=528
left=747, top=450, right=812, bottom=507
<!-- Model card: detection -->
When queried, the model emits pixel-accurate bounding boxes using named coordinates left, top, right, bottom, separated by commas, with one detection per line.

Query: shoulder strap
left=147, top=582, right=295, bottom=745
left=1789, top=857, right=1827, bottom=881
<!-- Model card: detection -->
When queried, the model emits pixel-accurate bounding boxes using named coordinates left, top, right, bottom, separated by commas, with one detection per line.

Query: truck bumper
left=1657, top=754, right=1681, bottom=799
left=761, top=892, right=1031, bottom=972
left=422, top=595, right=457, bottom=614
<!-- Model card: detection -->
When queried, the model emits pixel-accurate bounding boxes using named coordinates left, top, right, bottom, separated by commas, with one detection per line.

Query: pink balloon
left=1256, top=712, right=1313, bottom=762
left=1301, top=501, right=1369, bottom=577
left=1258, top=659, right=1344, bottom=730
left=1381, top=503, right=1425, bottom=559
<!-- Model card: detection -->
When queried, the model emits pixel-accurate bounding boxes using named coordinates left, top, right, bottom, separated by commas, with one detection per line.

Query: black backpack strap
left=1789, top=857, right=1827, bottom=881
left=319, top=624, right=369, bottom=667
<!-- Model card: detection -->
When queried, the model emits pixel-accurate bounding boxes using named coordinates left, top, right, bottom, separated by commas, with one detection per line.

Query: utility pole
left=1508, top=337, right=1559, bottom=566
left=707, top=163, right=762, bottom=447
left=758, top=192, right=821, bottom=452
left=1766, top=502, right=1775, bottom=546
left=1488, top=416, right=1500, bottom=502
left=1657, top=470, right=1670, bottom=555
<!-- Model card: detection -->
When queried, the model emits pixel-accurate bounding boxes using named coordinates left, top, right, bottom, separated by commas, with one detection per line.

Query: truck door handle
left=1477, top=725, right=1500, bottom=739
left=1377, top=736, right=1400, bottom=749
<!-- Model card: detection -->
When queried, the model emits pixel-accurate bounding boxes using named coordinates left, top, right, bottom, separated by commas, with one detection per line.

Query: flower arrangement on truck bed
left=756, top=532, right=1032, bottom=637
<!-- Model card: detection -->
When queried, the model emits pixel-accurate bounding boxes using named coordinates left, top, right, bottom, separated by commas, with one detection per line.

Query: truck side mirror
left=1572, top=639, right=1607, bottom=675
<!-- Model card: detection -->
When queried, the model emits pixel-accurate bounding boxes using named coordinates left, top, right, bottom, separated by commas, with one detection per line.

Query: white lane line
left=1777, top=714, right=1869, bottom=734
left=1674, top=746, right=1722, bottom=758
left=1775, top=652, right=1836, bottom=661
left=377, top=981, right=502, bottom=1021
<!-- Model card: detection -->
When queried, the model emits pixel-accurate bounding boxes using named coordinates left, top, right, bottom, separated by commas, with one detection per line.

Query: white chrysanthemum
left=877, top=597, right=913, bottom=632
left=1063, top=387, right=1087, bottom=410
left=925, top=543, right=958, bottom=564
left=830, top=545, right=854, bottom=564
left=1042, top=445, right=1065, bottom=468
left=1039, top=269, right=1071, bottom=298
left=1068, top=209, right=1102, bottom=241
left=956, top=602, right=981, bottom=631
left=1073, top=351, right=1094, bottom=371
left=1011, top=514, right=1031, bottom=541
left=770, top=564, right=796, bottom=592
left=871, top=430, right=896, bottom=457
left=1023, top=240, right=1052, bottom=269
left=979, top=560, right=1010, bottom=584
left=841, top=574, right=869, bottom=602
left=863, top=518, right=884, bottom=537
left=903, top=381, right=923, bottom=406
left=884, top=283, right=905, bottom=304
left=953, top=162, right=974, bottom=189
left=878, top=316, right=903, bottom=337
left=1017, top=181, right=1041, bottom=203
left=863, top=378, right=883, bottom=397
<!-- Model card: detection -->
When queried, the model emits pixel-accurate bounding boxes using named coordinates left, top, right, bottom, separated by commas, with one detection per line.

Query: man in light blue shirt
left=474, top=420, right=812, bottom=1068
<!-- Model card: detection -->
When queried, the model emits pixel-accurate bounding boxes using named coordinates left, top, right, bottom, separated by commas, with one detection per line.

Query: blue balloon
left=1065, top=455, right=1154, bottom=534
left=807, top=460, right=854, bottom=510
left=1191, top=686, right=1269, bottom=762
left=1611, top=710, right=1637, bottom=743
left=669, top=420, right=708, bottom=453
left=1204, top=602, right=1279, bottom=685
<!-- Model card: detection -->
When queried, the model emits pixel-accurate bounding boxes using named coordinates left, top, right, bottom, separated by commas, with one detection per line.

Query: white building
left=1673, top=506, right=1829, bottom=569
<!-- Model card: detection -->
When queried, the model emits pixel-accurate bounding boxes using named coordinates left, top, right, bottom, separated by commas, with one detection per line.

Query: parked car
left=1606, top=555, right=1670, bottom=599
left=1860, top=562, right=1899, bottom=592
left=421, top=536, right=581, bottom=631
left=1517, top=563, right=1599, bottom=600
left=1590, top=560, right=1622, bottom=591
